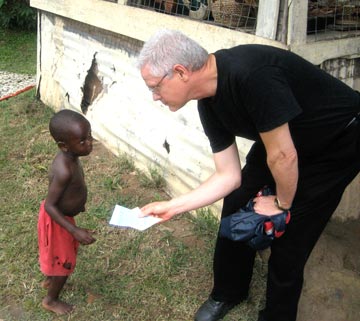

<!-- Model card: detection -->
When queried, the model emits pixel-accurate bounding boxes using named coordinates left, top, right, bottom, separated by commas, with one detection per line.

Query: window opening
left=307, top=0, right=360, bottom=41
left=128, top=0, right=259, bottom=34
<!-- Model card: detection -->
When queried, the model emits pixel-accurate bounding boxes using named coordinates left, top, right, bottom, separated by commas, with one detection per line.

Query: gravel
left=0, top=71, right=36, bottom=99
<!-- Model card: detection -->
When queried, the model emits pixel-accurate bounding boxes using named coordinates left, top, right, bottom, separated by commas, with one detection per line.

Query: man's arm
left=141, top=142, right=242, bottom=220
left=255, top=122, right=298, bottom=214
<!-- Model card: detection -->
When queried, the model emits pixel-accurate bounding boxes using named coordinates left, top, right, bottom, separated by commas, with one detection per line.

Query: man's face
left=140, top=64, right=189, bottom=112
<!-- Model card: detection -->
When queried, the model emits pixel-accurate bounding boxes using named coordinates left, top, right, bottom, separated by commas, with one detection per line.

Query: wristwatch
left=274, top=197, right=291, bottom=211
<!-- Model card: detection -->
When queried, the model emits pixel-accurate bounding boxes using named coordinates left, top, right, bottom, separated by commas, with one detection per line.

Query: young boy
left=38, top=109, right=96, bottom=314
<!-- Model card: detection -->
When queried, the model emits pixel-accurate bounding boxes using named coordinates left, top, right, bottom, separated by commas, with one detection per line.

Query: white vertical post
left=256, top=0, right=280, bottom=40
left=287, top=0, right=308, bottom=45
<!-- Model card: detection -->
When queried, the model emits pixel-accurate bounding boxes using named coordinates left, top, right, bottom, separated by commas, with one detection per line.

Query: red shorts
left=38, top=201, right=79, bottom=276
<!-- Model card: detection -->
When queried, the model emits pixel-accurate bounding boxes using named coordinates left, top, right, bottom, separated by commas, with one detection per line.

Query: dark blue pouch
left=219, top=187, right=290, bottom=250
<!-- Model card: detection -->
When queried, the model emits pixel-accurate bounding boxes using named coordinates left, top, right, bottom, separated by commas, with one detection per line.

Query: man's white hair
left=137, top=29, right=208, bottom=77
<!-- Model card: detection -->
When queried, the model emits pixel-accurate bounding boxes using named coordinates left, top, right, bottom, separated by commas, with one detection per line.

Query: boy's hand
left=72, top=227, right=96, bottom=245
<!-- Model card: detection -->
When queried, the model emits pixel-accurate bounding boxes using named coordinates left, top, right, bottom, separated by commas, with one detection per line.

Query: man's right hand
left=140, top=201, right=174, bottom=221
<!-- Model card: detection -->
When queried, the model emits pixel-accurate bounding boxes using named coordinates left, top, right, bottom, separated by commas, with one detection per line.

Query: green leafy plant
left=139, top=165, right=166, bottom=189
left=0, top=0, right=37, bottom=30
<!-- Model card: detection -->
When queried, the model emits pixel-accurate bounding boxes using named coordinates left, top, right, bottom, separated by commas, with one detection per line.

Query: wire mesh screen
left=123, top=0, right=360, bottom=41
left=127, top=0, right=258, bottom=33
left=308, top=0, right=360, bottom=41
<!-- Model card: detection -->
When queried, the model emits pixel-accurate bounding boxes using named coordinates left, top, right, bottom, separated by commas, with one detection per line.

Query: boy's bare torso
left=49, top=152, right=87, bottom=216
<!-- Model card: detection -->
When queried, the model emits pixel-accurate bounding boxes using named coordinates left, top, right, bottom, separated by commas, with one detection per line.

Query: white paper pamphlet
left=109, top=205, right=162, bottom=231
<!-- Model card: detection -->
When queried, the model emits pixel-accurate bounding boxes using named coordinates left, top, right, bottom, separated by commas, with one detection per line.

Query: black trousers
left=210, top=121, right=360, bottom=321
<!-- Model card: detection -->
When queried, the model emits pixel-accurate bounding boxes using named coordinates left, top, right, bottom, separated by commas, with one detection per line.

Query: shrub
left=0, top=0, right=37, bottom=31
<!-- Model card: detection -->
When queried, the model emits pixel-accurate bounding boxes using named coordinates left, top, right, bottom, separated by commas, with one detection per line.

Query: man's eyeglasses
left=148, top=73, right=168, bottom=94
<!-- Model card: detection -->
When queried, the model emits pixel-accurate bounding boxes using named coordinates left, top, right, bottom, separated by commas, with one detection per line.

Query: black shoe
left=194, top=296, right=237, bottom=321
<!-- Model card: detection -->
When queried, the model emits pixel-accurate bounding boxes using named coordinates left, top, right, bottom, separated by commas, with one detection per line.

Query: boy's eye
left=80, top=140, right=85, bottom=145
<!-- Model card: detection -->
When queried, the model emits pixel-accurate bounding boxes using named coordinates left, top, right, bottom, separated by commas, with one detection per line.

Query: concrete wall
left=30, top=0, right=360, bottom=219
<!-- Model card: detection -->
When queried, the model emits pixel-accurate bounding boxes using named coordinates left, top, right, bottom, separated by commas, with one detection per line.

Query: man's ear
left=57, top=141, right=68, bottom=152
left=173, top=64, right=189, bottom=81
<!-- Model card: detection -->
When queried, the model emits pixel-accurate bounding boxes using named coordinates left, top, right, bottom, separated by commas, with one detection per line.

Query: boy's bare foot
left=42, top=297, right=74, bottom=315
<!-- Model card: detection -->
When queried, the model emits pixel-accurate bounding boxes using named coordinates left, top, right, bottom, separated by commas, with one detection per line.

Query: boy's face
left=64, top=120, right=93, bottom=157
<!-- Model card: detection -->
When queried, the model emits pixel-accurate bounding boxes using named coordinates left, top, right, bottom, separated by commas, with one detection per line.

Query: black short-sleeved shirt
left=198, top=45, right=359, bottom=160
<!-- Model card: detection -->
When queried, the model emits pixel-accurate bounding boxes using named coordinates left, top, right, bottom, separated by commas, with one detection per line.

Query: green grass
left=0, top=28, right=37, bottom=74
left=0, top=90, right=267, bottom=321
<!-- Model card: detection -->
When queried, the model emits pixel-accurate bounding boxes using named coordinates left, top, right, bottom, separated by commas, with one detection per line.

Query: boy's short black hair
left=49, top=109, right=89, bottom=142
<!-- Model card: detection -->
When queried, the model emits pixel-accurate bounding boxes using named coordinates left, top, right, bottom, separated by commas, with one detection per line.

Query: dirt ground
left=297, top=218, right=360, bottom=321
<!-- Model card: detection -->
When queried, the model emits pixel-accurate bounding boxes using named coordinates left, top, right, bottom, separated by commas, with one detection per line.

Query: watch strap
left=274, top=197, right=291, bottom=211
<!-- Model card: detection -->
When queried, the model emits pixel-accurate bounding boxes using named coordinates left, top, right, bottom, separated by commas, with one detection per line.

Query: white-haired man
left=137, top=29, right=360, bottom=321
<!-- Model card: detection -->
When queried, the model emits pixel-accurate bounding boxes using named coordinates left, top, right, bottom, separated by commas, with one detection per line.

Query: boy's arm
left=45, top=167, right=95, bottom=245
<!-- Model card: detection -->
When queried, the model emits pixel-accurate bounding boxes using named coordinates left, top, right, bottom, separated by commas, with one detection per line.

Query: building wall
left=31, top=0, right=359, bottom=219
left=322, top=57, right=360, bottom=90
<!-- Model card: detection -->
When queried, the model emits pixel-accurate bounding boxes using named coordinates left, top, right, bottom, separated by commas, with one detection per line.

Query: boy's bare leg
left=42, top=276, right=73, bottom=314
left=41, top=276, right=52, bottom=289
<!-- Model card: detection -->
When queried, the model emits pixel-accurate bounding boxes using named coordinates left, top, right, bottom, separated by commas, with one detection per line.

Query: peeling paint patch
left=163, top=138, right=170, bottom=153
left=81, top=52, right=103, bottom=114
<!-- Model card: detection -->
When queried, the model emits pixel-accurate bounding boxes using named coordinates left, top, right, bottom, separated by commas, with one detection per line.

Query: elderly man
left=137, top=29, right=360, bottom=321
